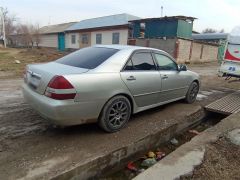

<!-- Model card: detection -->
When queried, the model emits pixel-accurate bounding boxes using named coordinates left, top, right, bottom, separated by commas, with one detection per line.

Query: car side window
left=124, top=60, right=133, bottom=70
left=125, top=52, right=156, bottom=71
left=154, top=53, right=178, bottom=71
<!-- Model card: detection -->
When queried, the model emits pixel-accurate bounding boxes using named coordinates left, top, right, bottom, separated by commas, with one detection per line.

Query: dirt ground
left=182, top=137, right=240, bottom=180
left=0, top=47, right=239, bottom=179
left=0, top=47, right=69, bottom=78
left=189, top=62, right=240, bottom=90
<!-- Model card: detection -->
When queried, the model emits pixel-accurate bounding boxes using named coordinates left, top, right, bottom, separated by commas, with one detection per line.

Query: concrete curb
left=134, top=112, right=240, bottom=180
left=52, top=106, right=206, bottom=180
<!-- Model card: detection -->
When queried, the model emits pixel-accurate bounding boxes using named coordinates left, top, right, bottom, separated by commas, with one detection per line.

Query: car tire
left=185, top=81, right=199, bottom=104
left=99, top=95, right=131, bottom=133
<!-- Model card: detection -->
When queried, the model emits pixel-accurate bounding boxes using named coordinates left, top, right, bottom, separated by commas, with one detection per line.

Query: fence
left=131, top=38, right=219, bottom=64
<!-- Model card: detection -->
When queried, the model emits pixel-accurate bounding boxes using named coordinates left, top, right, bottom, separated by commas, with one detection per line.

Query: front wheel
left=99, top=95, right=131, bottom=133
left=185, top=82, right=199, bottom=104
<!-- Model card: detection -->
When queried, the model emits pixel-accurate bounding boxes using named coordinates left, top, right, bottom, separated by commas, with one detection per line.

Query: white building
left=38, top=22, right=76, bottom=50
left=65, top=13, right=140, bottom=49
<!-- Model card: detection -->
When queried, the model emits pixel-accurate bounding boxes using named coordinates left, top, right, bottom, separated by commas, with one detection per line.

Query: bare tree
left=33, top=23, right=41, bottom=48
left=1, top=8, right=41, bottom=48
left=16, top=23, right=32, bottom=47
left=202, top=28, right=217, bottom=33
left=1, top=8, right=18, bottom=41
left=202, top=28, right=225, bottom=34
left=219, top=29, right=225, bottom=33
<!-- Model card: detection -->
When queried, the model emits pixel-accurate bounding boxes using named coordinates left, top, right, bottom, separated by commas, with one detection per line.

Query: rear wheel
left=185, top=82, right=199, bottom=104
left=99, top=95, right=131, bottom=133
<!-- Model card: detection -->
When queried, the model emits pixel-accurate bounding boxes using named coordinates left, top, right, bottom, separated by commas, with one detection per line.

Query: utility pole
left=161, top=6, right=163, bottom=17
left=0, top=7, right=6, bottom=48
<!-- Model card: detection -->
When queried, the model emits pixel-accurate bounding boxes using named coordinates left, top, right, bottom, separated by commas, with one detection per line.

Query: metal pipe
left=161, top=6, right=163, bottom=17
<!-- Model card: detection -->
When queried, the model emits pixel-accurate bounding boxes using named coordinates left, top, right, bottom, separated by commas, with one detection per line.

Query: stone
left=227, top=129, right=240, bottom=146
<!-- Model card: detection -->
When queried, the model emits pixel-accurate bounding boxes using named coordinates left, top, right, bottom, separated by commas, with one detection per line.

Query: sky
left=1, top=0, right=239, bottom=32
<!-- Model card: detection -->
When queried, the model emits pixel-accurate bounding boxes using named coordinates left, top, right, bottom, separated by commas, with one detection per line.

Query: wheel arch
left=192, top=79, right=200, bottom=87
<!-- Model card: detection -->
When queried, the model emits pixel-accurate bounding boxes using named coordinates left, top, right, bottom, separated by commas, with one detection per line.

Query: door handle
left=127, top=76, right=136, bottom=81
left=162, top=75, right=168, bottom=79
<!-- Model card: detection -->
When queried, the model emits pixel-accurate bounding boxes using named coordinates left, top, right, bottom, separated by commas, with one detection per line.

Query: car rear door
left=153, top=52, right=189, bottom=102
left=120, top=51, right=161, bottom=107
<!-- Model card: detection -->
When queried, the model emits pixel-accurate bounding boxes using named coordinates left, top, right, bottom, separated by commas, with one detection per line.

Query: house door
left=58, top=33, right=65, bottom=51
left=79, top=32, right=91, bottom=48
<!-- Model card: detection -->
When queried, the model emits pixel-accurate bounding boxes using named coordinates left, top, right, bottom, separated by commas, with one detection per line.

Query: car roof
left=89, top=45, right=171, bottom=73
left=93, top=44, right=163, bottom=52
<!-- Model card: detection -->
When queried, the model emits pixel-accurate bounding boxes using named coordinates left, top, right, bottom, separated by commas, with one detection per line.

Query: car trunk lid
left=25, top=62, right=89, bottom=95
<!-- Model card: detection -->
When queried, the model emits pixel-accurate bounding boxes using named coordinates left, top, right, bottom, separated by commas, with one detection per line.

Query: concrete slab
left=134, top=112, right=240, bottom=180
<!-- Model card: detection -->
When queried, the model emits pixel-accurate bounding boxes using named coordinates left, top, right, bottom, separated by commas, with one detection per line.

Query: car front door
left=120, top=51, right=161, bottom=107
left=153, top=53, right=189, bottom=102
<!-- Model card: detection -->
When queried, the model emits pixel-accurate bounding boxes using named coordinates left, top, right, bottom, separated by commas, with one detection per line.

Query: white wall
left=65, top=29, right=129, bottom=49
left=91, top=29, right=128, bottom=46
left=65, top=32, right=80, bottom=49
left=38, top=34, right=58, bottom=48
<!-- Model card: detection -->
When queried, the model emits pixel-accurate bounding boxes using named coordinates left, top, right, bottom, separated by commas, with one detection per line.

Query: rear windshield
left=56, top=47, right=119, bottom=69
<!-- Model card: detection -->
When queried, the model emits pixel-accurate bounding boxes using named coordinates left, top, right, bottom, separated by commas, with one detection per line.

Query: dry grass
left=0, top=47, right=70, bottom=78
left=182, top=137, right=240, bottom=180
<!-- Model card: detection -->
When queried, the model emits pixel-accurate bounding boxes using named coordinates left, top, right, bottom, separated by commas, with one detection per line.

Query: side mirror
left=178, top=64, right=187, bottom=71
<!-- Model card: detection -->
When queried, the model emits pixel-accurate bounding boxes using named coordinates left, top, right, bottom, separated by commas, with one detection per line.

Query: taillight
left=45, top=76, right=76, bottom=100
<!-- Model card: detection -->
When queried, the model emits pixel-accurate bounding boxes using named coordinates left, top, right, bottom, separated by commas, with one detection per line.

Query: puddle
left=196, top=94, right=208, bottom=101
left=101, top=112, right=226, bottom=180
left=197, top=90, right=223, bottom=101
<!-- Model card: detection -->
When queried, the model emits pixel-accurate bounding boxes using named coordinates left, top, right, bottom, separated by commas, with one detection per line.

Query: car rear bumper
left=22, top=83, right=101, bottom=126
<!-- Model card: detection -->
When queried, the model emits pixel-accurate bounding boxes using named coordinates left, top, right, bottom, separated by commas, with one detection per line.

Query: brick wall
left=191, top=42, right=202, bottom=63
left=134, top=38, right=219, bottom=64
left=177, top=39, right=191, bottom=63
left=201, top=45, right=218, bottom=63
left=177, top=38, right=218, bottom=63
left=135, top=38, right=176, bottom=57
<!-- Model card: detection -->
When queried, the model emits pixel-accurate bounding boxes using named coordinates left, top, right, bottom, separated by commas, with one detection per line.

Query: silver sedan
left=22, top=45, right=200, bottom=132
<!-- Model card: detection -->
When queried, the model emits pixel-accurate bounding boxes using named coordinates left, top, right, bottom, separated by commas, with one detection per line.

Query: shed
left=130, top=16, right=196, bottom=39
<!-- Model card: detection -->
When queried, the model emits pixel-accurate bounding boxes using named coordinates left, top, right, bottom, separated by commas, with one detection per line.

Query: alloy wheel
left=108, top=100, right=129, bottom=129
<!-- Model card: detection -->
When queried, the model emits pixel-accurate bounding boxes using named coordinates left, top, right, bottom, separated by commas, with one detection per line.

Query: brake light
left=45, top=76, right=76, bottom=100
left=48, top=76, right=74, bottom=89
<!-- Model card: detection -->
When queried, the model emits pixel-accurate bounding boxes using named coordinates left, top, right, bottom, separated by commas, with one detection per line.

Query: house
left=38, top=22, right=76, bottom=50
left=65, top=13, right=140, bottom=49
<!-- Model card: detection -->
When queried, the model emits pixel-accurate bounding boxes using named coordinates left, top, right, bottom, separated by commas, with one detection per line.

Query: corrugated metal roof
left=39, top=22, right=77, bottom=34
left=129, top=16, right=197, bottom=22
left=66, top=13, right=140, bottom=31
left=192, top=33, right=229, bottom=40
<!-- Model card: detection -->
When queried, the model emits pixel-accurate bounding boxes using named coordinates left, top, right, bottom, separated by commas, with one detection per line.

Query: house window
left=96, top=34, right=102, bottom=44
left=71, top=34, right=76, bottom=44
left=81, top=34, right=89, bottom=44
left=112, top=32, right=120, bottom=44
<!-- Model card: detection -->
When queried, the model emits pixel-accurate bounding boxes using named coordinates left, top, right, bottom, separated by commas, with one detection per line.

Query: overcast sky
left=1, top=0, right=239, bottom=32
